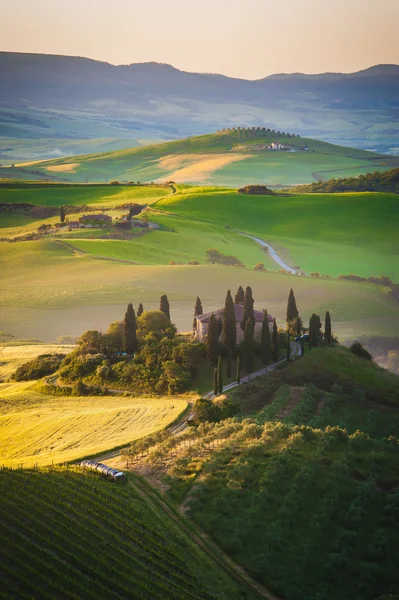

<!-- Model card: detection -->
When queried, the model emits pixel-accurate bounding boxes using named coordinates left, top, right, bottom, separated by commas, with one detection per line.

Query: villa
left=195, top=304, right=273, bottom=342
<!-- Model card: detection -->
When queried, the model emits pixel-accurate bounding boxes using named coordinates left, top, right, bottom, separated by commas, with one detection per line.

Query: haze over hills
left=1, top=52, right=398, bottom=162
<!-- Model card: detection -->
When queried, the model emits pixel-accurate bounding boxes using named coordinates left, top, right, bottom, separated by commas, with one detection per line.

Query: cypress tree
left=159, top=294, right=170, bottom=321
left=310, top=313, right=320, bottom=346
left=60, top=206, right=65, bottom=223
left=286, top=288, right=299, bottom=323
left=242, top=286, right=254, bottom=330
left=260, top=310, right=272, bottom=365
left=124, top=303, right=137, bottom=354
left=193, top=296, right=203, bottom=330
left=286, top=333, right=291, bottom=360
left=214, top=368, right=218, bottom=396
left=243, top=318, right=255, bottom=373
left=271, top=318, right=280, bottom=363
left=295, top=316, right=302, bottom=336
left=221, top=290, right=236, bottom=350
left=325, top=311, right=332, bottom=344
left=206, top=314, right=219, bottom=366
left=240, top=341, right=244, bottom=370
left=137, top=303, right=144, bottom=318
left=226, top=350, right=232, bottom=379
left=217, top=356, right=223, bottom=395
left=236, top=356, right=241, bottom=384
left=234, top=285, right=245, bottom=305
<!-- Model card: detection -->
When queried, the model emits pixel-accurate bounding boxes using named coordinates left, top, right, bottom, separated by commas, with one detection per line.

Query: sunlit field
left=0, top=381, right=188, bottom=467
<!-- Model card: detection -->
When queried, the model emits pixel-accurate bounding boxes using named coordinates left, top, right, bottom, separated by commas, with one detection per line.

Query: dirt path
left=128, top=474, right=281, bottom=600
left=238, top=232, right=298, bottom=274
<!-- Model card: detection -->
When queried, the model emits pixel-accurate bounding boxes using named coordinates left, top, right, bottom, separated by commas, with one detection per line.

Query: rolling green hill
left=156, top=187, right=399, bottom=279
left=0, top=182, right=171, bottom=207
left=0, top=467, right=251, bottom=599
left=124, top=346, right=399, bottom=600
left=4, top=130, right=398, bottom=187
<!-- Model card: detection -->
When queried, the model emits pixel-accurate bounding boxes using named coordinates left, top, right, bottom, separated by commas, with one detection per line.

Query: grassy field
left=0, top=344, right=75, bottom=380
left=156, top=187, right=399, bottom=279
left=0, top=182, right=172, bottom=207
left=0, top=467, right=248, bottom=600
left=6, top=131, right=397, bottom=187
left=0, top=238, right=398, bottom=343
left=0, top=381, right=188, bottom=467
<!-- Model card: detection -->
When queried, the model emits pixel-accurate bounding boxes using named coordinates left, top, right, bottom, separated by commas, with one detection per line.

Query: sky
left=1, top=0, right=398, bottom=79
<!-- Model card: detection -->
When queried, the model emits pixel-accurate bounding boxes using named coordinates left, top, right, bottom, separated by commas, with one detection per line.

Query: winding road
left=239, top=232, right=299, bottom=274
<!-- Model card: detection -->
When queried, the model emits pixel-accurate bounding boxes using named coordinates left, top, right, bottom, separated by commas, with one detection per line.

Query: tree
left=325, top=311, right=332, bottom=344
left=221, top=290, right=236, bottom=350
left=236, top=356, right=241, bottom=384
left=124, top=303, right=137, bottom=354
left=243, top=318, right=255, bottom=373
left=242, top=286, right=254, bottom=331
left=214, top=368, right=218, bottom=396
left=78, top=330, right=103, bottom=354
left=137, top=303, right=144, bottom=318
left=217, top=356, right=223, bottom=395
left=206, top=314, right=219, bottom=366
left=309, top=313, right=321, bottom=346
left=294, top=316, right=303, bottom=336
left=206, top=248, right=223, bottom=264
left=260, top=310, right=272, bottom=365
left=137, top=310, right=175, bottom=338
left=286, top=333, right=291, bottom=360
left=226, top=350, right=232, bottom=379
left=286, top=288, right=299, bottom=322
left=235, top=286, right=244, bottom=305
left=193, top=296, right=203, bottom=330
left=60, top=206, right=66, bottom=223
left=106, top=321, right=124, bottom=350
left=271, top=318, right=279, bottom=362
left=160, top=294, right=170, bottom=321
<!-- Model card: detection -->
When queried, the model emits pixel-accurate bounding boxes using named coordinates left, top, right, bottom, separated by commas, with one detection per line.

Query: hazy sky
left=1, top=0, right=398, bottom=78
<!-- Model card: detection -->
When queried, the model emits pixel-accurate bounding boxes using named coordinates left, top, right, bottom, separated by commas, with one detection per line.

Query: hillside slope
left=5, top=130, right=398, bottom=187
left=123, top=346, right=399, bottom=600
left=0, top=467, right=251, bottom=599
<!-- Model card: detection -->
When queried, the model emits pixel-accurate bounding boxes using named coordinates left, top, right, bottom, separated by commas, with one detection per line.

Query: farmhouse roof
left=197, top=304, right=273, bottom=324
left=79, top=213, right=112, bottom=220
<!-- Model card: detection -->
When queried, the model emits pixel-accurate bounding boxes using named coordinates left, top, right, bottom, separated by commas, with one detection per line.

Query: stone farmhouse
left=195, top=304, right=273, bottom=342
left=79, top=214, right=112, bottom=228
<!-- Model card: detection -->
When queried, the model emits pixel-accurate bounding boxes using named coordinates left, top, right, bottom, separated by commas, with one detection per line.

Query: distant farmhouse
left=268, top=142, right=292, bottom=151
left=79, top=214, right=112, bottom=228
left=195, top=304, right=273, bottom=342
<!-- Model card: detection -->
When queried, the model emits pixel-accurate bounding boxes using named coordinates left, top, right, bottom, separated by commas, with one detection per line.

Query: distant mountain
left=0, top=52, right=398, bottom=156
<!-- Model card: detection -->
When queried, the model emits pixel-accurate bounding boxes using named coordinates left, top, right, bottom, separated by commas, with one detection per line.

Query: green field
left=0, top=381, right=188, bottom=467
left=0, top=467, right=248, bottom=599
left=0, top=182, right=172, bottom=207
left=156, top=187, right=399, bottom=279
left=5, top=130, right=397, bottom=187
left=0, top=235, right=398, bottom=342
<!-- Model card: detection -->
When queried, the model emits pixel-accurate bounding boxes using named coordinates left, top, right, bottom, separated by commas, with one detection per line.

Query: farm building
left=195, top=304, right=273, bottom=342
left=79, top=214, right=112, bottom=228
left=67, top=220, right=80, bottom=230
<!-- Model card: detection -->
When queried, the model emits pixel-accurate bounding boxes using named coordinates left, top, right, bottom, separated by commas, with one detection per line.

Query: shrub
left=12, top=354, right=65, bottom=381
left=254, top=263, right=265, bottom=271
left=349, top=341, right=372, bottom=360
left=238, top=185, right=275, bottom=195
